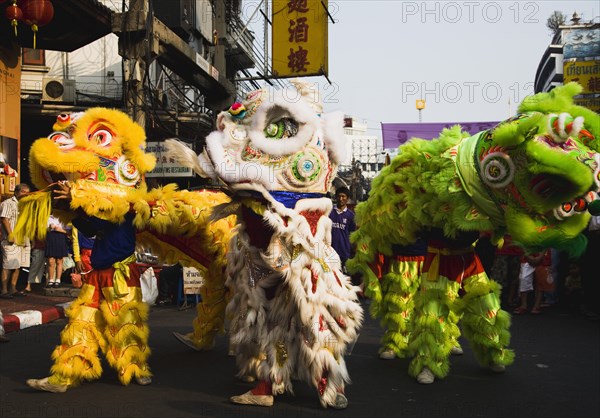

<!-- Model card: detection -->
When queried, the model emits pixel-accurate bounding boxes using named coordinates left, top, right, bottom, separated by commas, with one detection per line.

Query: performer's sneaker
left=489, top=363, right=506, bottom=373
left=332, top=393, right=348, bottom=409
left=450, top=346, right=464, bottom=355
left=173, top=332, right=200, bottom=351
left=379, top=348, right=395, bottom=360
left=230, top=391, right=274, bottom=407
left=135, top=376, right=152, bottom=386
left=416, top=367, right=435, bottom=384
left=26, top=377, right=68, bottom=393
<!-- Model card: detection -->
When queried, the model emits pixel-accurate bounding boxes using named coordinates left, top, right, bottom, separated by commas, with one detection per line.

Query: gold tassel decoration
left=32, top=24, right=38, bottom=50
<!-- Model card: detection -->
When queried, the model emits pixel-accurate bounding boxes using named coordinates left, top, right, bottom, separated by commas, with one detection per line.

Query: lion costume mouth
left=522, top=139, right=600, bottom=221
left=43, top=169, right=68, bottom=184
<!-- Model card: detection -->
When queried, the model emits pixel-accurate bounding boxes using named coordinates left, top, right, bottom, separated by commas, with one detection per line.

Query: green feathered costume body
left=348, top=83, right=600, bottom=381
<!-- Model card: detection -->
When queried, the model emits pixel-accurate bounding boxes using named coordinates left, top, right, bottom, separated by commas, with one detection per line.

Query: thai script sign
left=183, top=266, right=205, bottom=295
left=563, top=60, right=600, bottom=95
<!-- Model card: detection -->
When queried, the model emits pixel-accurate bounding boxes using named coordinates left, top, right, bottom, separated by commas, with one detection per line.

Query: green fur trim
left=519, top=83, right=599, bottom=150
left=456, top=275, right=514, bottom=367
left=407, top=285, right=456, bottom=378
left=381, top=329, right=411, bottom=357
left=350, top=126, right=481, bottom=265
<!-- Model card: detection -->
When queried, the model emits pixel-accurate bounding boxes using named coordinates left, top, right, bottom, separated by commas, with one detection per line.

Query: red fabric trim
left=299, top=210, right=324, bottom=236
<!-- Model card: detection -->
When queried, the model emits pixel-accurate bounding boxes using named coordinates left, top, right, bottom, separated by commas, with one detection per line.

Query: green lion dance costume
left=348, top=83, right=600, bottom=384
left=14, top=108, right=233, bottom=392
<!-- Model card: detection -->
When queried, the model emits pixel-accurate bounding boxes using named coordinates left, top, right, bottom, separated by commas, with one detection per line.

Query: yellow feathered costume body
left=17, top=108, right=234, bottom=390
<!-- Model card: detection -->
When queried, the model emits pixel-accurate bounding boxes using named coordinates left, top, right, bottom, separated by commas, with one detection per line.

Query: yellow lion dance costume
left=14, top=108, right=233, bottom=392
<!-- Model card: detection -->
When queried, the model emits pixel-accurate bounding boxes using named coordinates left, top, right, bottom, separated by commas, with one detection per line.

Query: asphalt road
left=1, top=301, right=598, bottom=418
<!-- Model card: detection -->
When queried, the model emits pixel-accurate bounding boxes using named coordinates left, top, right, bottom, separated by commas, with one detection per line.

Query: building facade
left=534, top=13, right=599, bottom=112
left=1, top=0, right=256, bottom=191
left=342, top=116, right=385, bottom=180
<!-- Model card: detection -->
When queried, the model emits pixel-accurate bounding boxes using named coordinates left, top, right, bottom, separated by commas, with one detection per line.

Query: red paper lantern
left=21, top=0, right=54, bottom=27
left=4, top=1, right=23, bottom=36
left=20, top=0, right=54, bottom=48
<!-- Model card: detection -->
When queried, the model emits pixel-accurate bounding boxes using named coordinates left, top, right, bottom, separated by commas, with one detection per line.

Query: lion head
left=28, top=107, right=156, bottom=193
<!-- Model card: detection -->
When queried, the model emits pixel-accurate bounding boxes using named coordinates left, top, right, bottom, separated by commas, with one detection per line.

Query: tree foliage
left=546, top=11, right=567, bottom=34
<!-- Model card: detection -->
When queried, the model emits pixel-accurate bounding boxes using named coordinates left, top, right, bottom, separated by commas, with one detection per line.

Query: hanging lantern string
left=5, top=0, right=23, bottom=37
left=32, top=23, right=37, bottom=49
left=20, top=0, right=55, bottom=49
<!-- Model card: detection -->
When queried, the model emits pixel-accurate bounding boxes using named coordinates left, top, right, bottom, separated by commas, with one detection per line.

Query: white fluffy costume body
left=166, top=81, right=363, bottom=409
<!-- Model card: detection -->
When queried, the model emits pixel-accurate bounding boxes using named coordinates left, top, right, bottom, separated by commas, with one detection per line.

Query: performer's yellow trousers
left=47, top=263, right=151, bottom=387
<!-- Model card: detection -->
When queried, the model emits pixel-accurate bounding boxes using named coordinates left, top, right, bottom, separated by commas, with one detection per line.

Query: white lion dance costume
left=167, top=80, right=364, bottom=409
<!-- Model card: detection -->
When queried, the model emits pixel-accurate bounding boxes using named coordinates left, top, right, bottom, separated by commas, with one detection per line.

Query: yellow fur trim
left=49, top=319, right=105, bottom=386
left=99, top=298, right=151, bottom=385
left=14, top=190, right=52, bottom=244
left=67, top=180, right=147, bottom=222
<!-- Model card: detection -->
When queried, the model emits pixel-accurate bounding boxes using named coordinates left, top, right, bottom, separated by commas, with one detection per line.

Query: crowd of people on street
left=477, top=229, right=599, bottom=320
left=0, top=183, right=80, bottom=298
left=0, top=183, right=84, bottom=344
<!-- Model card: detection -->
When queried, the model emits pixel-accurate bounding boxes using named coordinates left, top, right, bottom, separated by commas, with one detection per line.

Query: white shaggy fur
left=226, top=187, right=363, bottom=407
left=321, top=111, right=347, bottom=164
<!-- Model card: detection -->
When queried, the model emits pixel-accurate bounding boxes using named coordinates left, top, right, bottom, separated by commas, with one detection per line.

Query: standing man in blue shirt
left=329, top=187, right=356, bottom=274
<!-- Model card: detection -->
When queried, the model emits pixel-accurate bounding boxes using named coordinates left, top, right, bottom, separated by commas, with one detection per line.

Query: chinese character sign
left=272, top=0, right=329, bottom=78
left=145, top=141, right=194, bottom=178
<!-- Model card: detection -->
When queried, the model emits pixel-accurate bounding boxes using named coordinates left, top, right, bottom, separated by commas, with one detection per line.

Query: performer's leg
left=27, top=282, right=106, bottom=392
left=187, top=263, right=229, bottom=350
left=100, top=271, right=151, bottom=386
left=379, top=256, right=422, bottom=359
left=230, top=379, right=274, bottom=407
left=296, top=337, right=352, bottom=409
left=408, top=278, right=460, bottom=383
left=456, top=274, right=515, bottom=371
left=230, top=336, right=273, bottom=407
left=314, top=364, right=350, bottom=409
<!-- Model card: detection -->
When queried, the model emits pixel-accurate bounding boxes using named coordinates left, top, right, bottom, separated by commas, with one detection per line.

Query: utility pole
left=212, top=0, right=227, bottom=83
left=119, top=0, right=149, bottom=129
left=113, top=0, right=237, bottom=123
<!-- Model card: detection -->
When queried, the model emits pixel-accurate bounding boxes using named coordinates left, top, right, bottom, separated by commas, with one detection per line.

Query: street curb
left=3, top=302, right=71, bottom=333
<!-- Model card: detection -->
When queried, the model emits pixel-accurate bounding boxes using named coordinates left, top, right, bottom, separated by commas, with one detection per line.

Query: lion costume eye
left=264, top=118, right=298, bottom=139
left=49, top=132, right=75, bottom=150
left=89, top=129, right=113, bottom=147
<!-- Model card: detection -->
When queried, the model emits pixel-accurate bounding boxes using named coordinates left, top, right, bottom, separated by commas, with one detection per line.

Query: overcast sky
left=244, top=1, right=598, bottom=137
